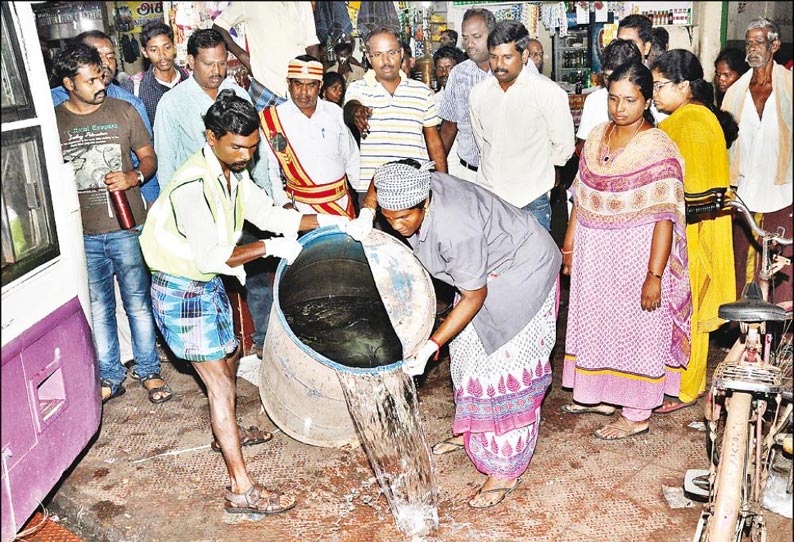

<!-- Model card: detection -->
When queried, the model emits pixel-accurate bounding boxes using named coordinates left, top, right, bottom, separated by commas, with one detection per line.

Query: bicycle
left=683, top=187, right=792, bottom=542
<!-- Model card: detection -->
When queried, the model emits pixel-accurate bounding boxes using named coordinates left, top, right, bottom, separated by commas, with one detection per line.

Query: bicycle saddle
left=718, top=282, right=790, bottom=322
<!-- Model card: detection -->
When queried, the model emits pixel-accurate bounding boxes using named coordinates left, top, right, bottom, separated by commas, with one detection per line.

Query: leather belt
left=459, top=158, right=478, bottom=172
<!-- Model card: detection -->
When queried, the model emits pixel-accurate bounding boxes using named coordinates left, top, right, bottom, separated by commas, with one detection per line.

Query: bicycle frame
left=686, top=188, right=792, bottom=542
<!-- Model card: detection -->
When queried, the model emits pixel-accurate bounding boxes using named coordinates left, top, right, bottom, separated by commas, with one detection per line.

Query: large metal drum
left=258, top=228, right=435, bottom=447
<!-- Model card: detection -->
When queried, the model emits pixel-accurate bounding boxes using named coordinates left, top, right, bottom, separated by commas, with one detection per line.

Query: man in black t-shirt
left=53, top=42, right=172, bottom=406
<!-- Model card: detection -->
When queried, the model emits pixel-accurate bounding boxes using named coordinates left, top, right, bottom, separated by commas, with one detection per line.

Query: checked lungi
left=248, top=77, right=285, bottom=112
left=150, top=272, right=238, bottom=362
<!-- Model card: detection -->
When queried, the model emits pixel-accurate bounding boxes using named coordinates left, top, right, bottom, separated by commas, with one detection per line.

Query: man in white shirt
left=212, top=3, right=320, bottom=111
left=439, top=8, right=537, bottom=185
left=261, top=56, right=358, bottom=218
left=470, top=21, right=574, bottom=231
left=721, top=17, right=793, bottom=303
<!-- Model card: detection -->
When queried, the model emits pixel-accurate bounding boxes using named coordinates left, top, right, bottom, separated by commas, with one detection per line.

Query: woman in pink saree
left=560, top=62, right=692, bottom=440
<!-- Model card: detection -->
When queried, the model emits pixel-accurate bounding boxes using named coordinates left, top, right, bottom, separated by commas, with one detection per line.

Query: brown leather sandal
left=224, top=483, right=296, bottom=515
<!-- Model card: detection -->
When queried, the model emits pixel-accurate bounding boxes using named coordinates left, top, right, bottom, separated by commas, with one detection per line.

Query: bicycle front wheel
left=707, top=391, right=753, bottom=541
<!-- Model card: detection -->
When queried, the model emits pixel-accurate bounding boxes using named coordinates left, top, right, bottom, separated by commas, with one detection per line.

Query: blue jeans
left=239, top=225, right=274, bottom=349
left=522, top=192, right=552, bottom=232
left=84, top=229, right=159, bottom=386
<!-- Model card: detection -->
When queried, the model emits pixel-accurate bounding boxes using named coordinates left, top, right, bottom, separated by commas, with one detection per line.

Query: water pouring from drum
left=259, top=228, right=439, bottom=536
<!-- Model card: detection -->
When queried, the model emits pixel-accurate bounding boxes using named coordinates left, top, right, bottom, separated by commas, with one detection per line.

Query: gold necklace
left=603, top=121, right=644, bottom=163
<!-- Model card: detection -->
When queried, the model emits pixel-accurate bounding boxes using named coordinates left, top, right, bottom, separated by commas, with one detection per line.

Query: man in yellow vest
left=140, top=91, right=348, bottom=514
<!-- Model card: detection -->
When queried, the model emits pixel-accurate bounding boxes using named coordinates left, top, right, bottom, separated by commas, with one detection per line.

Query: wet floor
left=30, top=303, right=793, bottom=542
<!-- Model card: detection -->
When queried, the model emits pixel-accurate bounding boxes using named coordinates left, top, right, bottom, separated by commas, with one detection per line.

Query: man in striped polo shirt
left=343, top=26, right=447, bottom=238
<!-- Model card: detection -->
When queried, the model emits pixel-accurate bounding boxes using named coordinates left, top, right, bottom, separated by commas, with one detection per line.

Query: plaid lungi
left=248, top=77, right=286, bottom=112
left=150, top=272, right=238, bottom=362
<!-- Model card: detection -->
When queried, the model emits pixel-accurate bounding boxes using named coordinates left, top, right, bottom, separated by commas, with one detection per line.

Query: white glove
left=402, top=339, right=440, bottom=377
left=263, top=238, right=303, bottom=264
left=343, top=207, right=375, bottom=241
left=316, top=213, right=351, bottom=229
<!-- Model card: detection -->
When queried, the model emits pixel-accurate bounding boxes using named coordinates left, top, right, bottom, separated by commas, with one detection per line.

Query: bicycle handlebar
left=685, top=187, right=728, bottom=200
left=685, top=187, right=793, bottom=246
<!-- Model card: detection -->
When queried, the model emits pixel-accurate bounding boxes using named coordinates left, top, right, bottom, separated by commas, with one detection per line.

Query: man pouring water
left=140, top=91, right=349, bottom=515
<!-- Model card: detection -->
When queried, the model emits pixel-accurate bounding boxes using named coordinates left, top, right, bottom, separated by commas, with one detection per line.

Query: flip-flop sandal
left=140, top=373, right=173, bottom=404
left=211, top=424, right=274, bottom=453
left=561, top=403, right=616, bottom=416
left=224, top=484, right=296, bottom=515
left=431, top=436, right=465, bottom=456
left=100, top=379, right=126, bottom=404
left=468, top=479, right=520, bottom=509
left=594, top=419, right=650, bottom=440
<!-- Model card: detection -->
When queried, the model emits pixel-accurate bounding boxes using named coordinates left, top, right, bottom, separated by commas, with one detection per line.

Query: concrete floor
left=22, top=172, right=791, bottom=542
left=44, top=301, right=792, bottom=542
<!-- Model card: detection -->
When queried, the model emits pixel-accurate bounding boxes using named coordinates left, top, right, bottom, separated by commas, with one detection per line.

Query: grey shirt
left=437, top=59, right=491, bottom=166
left=407, top=173, right=561, bottom=354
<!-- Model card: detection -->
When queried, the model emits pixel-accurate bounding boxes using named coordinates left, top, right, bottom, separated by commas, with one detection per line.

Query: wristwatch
left=134, top=170, right=144, bottom=187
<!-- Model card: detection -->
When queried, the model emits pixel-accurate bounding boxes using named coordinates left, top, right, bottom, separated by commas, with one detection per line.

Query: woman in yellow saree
left=651, top=49, right=738, bottom=411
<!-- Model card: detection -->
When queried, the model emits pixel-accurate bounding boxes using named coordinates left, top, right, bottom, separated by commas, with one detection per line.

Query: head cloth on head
left=287, top=58, right=324, bottom=81
left=374, top=160, right=435, bottom=210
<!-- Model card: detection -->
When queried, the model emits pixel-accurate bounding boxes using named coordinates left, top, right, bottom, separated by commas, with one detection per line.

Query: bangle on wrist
left=134, top=169, right=144, bottom=187
left=429, top=338, right=441, bottom=361
left=561, top=248, right=573, bottom=255
left=647, top=269, right=662, bottom=280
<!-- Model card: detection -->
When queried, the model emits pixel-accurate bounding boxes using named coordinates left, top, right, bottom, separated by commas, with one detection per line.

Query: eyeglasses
left=369, top=49, right=401, bottom=60
left=652, top=80, right=674, bottom=93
